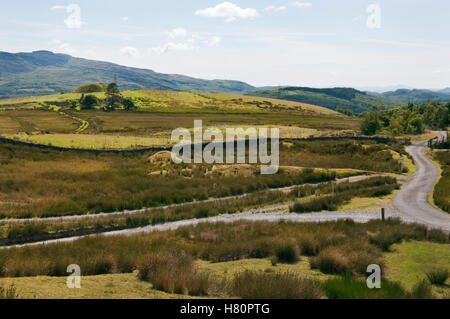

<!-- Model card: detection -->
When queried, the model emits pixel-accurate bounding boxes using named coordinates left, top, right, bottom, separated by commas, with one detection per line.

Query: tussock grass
left=230, top=271, right=324, bottom=299
left=310, top=241, right=382, bottom=275
left=273, top=240, right=300, bottom=264
left=369, top=231, right=404, bottom=252
left=0, top=284, right=18, bottom=299
left=138, top=250, right=209, bottom=296
left=426, top=269, right=449, bottom=286
left=0, top=219, right=447, bottom=280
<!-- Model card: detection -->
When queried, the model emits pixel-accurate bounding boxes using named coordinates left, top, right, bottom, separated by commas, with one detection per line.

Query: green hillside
left=247, top=87, right=402, bottom=113
left=0, top=51, right=254, bottom=98
left=374, top=89, right=450, bottom=104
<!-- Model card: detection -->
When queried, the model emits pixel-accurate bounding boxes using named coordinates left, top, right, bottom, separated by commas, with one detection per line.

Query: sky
left=1, top=0, right=450, bottom=89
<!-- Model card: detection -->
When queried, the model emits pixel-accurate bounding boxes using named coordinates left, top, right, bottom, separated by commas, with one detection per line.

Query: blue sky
left=1, top=0, right=450, bottom=89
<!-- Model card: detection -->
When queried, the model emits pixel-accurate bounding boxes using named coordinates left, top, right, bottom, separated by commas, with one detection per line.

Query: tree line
left=361, top=102, right=450, bottom=136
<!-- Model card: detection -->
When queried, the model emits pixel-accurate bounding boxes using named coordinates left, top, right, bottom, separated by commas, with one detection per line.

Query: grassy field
left=4, top=133, right=173, bottom=149
left=0, top=90, right=340, bottom=115
left=0, top=220, right=447, bottom=299
left=0, top=89, right=361, bottom=150
left=0, top=89, right=443, bottom=300
left=384, top=241, right=450, bottom=297
left=2, top=240, right=448, bottom=299
left=0, top=273, right=187, bottom=299
left=0, top=109, right=79, bottom=134
left=0, top=138, right=406, bottom=219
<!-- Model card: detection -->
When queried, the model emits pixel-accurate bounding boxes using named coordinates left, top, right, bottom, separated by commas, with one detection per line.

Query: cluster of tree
left=74, top=83, right=136, bottom=111
left=336, top=108, right=355, bottom=117
left=74, top=83, right=107, bottom=93
left=361, top=102, right=450, bottom=136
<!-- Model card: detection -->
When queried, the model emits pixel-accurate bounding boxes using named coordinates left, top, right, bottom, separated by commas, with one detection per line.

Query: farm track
left=2, top=209, right=421, bottom=249
left=58, top=110, right=89, bottom=133
left=1, top=174, right=390, bottom=223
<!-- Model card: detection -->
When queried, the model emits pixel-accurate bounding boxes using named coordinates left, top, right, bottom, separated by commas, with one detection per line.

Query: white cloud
left=292, top=2, right=312, bottom=8
left=120, top=46, right=141, bottom=58
left=52, top=4, right=86, bottom=29
left=195, top=2, right=258, bottom=22
left=149, top=42, right=198, bottom=55
left=150, top=29, right=221, bottom=54
left=121, top=16, right=129, bottom=22
left=264, top=5, right=287, bottom=12
left=51, top=39, right=77, bottom=55
left=165, top=27, right=188, bottom=39
left=58, top=43, right=76, bottom=55
left=356, top=38, right=427, bottom=48
left=84, top=49, right=97, bottom=58
left=207, top=36, right=222, bottom=47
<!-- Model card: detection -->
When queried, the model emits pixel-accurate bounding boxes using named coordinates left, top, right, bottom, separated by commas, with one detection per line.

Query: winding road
left=393, top=131, right=450, bottom=232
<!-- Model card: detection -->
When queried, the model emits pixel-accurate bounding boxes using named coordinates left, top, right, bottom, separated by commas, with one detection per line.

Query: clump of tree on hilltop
left=73, top=82, right=136, bottom=112
left=361, top=102, right=450, bottom=136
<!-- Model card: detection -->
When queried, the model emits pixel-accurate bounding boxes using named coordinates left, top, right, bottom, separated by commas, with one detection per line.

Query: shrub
left=426, top=229, right=449, bottom=243
left=369, top=231, right=403, bottom=252
left=195, top=208, right=209, bottom=219
left=310, top=242, right=382, bottom=276
left=137, top=250, right=209, bottom=296
left=230, top=271, right=324, bottom=299
left=409, top=280, right=434, bottom=299
left=426, top=268, right=449, bottom=286
left=0, top=284, right=18, bottom=299
left=82, top=255, right=116, bottom=275
left=298, top=235, right=321, bottom=256
left=310, top=250, right=349, bottom=275
left=274, top=241, right=300, bottom=264
left=123, top=98, right=136, bottom=111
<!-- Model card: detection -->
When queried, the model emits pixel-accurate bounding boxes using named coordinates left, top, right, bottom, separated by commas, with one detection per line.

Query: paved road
left=393, top=131, right=450, bottom=232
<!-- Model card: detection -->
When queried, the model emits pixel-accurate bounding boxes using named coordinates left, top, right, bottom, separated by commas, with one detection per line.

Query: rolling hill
left=373, top=89, right=450, bottom=104
left=0, top=51, right=254, bottom=99
left=247, top=87, right=402, bottom=113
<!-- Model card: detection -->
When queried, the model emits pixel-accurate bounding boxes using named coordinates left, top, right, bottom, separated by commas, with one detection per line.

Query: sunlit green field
left=0, top=89, right=360, bottom=149
left=0, top=89, right=340, bottom=115
left=4, top=133, right=173, bottom=149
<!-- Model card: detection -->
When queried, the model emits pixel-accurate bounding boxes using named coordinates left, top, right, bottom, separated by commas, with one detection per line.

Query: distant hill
left=0, top=51, right=254, bottom=99
left=439, top=87, right=450, bottom=94
left=247, top=87, right=402, bottom=113
left=357, top=85, right=414, bottom=94
left=374, top=89, right=450, bottom=104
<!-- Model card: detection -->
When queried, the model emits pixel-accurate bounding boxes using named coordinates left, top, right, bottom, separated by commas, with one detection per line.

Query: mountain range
left=1, top=50, right=449, bottom=113
left=0, top=50, right=254, bottom=98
